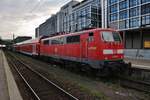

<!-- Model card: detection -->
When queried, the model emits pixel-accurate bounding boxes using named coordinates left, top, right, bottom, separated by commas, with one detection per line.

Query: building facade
left=56, top=11, right=64, bottom=33
left=36, top=14, right=57, bottom=37
left=60, top=0, right=79, bottom=32
left=36, top=0, right=102, bottom=37
left=71, top=0, right=101, bottom=32
left=107, top=0, right=150, bottom=59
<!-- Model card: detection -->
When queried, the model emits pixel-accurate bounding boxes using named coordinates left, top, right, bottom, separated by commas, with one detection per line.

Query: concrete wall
left=39, top=15, right=57, bottom=36
left=125, top=32, right=132, bottom=48
left=132, top=32, right=141, bottom=49
left=124, top=49, right=150, bottom=60
left=125, top=31, right=141, bottom=49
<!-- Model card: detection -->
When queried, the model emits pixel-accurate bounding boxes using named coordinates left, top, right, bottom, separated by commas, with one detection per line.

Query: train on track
left=13, top=28, right=131, bottom=76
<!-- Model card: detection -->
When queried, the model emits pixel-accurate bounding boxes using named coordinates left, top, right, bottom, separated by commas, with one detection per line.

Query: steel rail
left=7, top=55, right=41, bottom=100
left=119, top=76, right=150, bottom=93
left=7, top=52, right=79, bottom=100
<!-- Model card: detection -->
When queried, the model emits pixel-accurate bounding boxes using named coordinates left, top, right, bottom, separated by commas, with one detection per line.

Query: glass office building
left=107, top=0, right=150, bottom=59
left=107, top=0, right=150, bottom=49
left=71, top=0, right=101, bottom=32
left=62, top=0, right=101, bottom=32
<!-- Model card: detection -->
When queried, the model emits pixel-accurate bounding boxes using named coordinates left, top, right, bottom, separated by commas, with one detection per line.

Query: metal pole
left=140, top=27, right=143, bottom=49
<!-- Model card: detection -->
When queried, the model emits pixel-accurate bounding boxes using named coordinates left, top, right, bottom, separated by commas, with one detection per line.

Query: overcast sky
left=0, top=0, right=82, bottom=39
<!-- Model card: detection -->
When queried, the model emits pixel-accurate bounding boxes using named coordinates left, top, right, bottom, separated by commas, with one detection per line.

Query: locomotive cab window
left=43, top=40, right=49, bottom=45
left=113, top=32, right=122, bottom=42
left=102, top=32, right=121, bottom=42
left=67, top=35, right=80, bottom=44
left=88, top=32, right=94, bottom=42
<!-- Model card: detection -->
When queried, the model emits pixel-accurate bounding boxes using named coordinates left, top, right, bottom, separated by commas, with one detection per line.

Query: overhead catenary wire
left=29, top=0, right=45, bottom=13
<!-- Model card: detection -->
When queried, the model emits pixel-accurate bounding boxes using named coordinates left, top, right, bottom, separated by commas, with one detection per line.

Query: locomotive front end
left=98, top=30, right=131, bottom=75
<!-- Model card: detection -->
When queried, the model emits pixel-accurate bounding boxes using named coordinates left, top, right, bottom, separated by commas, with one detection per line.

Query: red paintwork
left=40, top=28, right=124, bottom=61
left=14, top=28, right=124, bottom=62
left=14, top=37, right=42, bottom=55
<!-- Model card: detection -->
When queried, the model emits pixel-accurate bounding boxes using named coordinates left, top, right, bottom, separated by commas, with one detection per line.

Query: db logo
left=113, top=50, right=117, bottom=54
left=55, top=48, right=58, bottom=53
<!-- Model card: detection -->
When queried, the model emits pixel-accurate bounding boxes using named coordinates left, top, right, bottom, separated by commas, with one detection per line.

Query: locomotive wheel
left=81, top=65, right=92, bottom=76
left=96, top=68, right=110, bottom=77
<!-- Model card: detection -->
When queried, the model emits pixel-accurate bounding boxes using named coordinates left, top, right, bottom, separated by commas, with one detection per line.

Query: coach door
left=81, top=34, right=88, bottom=59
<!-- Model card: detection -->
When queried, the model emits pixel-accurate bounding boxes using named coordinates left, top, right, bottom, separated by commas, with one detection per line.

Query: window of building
left=119, top=20, right=126, bottom=29
left=129, top=17, right=139, bottom=28
left=43, top=40, right=49, bottom=45
left=141, top=4, right=150, bottom=15
left=92, top=0, right=100, bottom=5
left=109, top=0, right=117, bottom=4
left=67, top=35, right=80, bottom=43
left=119, top=0, right=128, bottom=10
left=141, top=0, right=150, bottom=4
left=129, top=0, right=139, bottom=7
left=91, top=7, right=97, bottom=14
left=109, top=22, right=118, bottom=29
left=85, top=6, right=90, bottom=15
left=72, top=13, right=75, bottom=21
left=91, top=20, right=97, bottom=27
left=142, top=15, right=150, bottom=25
left=110, top=4, right=118, bottom=13
left=129, top=7, right=139, bottom=17
left=110, top=13, right=118, bottom=21
left=119, top=10, right=128, bottom=19
left=91, top=13, right=98, bottom=20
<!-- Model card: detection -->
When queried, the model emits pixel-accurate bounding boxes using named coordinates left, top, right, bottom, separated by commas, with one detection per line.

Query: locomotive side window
left=43, top=40, right=49, bottom=45
left=67, top=35, right=80, bottom=44
left=88, top=32, right=94, bottom=42
left=51, top=39, right=60, bottom=45
left=59, top=37, right=64, bottom=44
left=51, top=37, right=64, bottom=45
left=102, top=32, right=121, bottom=42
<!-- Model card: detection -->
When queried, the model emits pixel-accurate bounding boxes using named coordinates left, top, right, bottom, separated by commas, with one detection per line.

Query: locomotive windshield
left=102, top=31, right=121, bottom=42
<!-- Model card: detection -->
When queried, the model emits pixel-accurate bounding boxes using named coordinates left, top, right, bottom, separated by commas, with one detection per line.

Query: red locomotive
left=14, top=28, right=131, bottom=75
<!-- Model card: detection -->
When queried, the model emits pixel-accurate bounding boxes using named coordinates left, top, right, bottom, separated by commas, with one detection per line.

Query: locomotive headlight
left=117, top=49, right=124, bottom=54
left=103, top=49, right=113, bottom=55
left=121, top=56, right=123, bottom=59
left=105, top=57, right=108, bottom=60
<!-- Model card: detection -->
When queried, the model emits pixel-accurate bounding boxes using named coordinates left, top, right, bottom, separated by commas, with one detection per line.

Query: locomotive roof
left=15, top=28, right=116, bottom=45
left=42, top=28, right=116, bottom=41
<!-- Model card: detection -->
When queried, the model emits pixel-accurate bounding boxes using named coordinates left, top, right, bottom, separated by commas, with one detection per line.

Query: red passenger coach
left=40, top=28, right=130, bottom=74
left=14, top=36, right=47, bottom=56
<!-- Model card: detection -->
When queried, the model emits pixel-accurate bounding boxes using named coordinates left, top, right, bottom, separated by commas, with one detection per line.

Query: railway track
left=119, top=76, right=150, bottom=93
left=6, top=52, right=78, bottom=100
left=6, top=51, right=150, bottom=96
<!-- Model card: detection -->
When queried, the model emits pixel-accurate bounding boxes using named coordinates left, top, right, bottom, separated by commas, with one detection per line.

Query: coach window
left=43, top=40, right=49, bottom=45
left=67, top=35, right=80, bottom=44
left=88, top=32, right=94, bottom=42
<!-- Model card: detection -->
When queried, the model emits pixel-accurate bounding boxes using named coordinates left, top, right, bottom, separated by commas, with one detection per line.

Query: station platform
left=0, top=50, right=22, bottom=100
left=125, top=57, right=150, bottom=70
